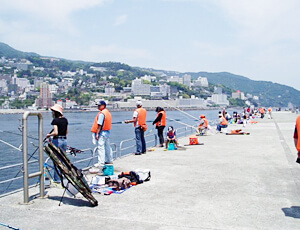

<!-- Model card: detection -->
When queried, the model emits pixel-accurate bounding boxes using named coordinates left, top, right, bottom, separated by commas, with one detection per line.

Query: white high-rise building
left=183, top=74, right=191, bottom=87
left=211, top=94, right=229, bottom=106
left=194, top=76, right=209, bottom=87
left=132, top=78, right=151, bottom=95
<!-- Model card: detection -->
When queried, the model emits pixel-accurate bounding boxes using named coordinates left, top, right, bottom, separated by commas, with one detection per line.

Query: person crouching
left=165, top=126, right=178, bottom=149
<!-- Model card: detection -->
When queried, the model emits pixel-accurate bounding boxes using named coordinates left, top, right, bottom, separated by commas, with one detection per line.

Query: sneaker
left=159, top=144, right=164, bottom=147
left=105, top=161, right=113, bottom=164
left=296, top=158, right=300, bottom=164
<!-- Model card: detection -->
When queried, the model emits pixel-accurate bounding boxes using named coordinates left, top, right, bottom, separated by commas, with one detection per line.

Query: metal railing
left=0, top=119, right=196, bottom=197
left=118, top=133, right=157, bottom=159
left=22, top=111, right=44, bottom=204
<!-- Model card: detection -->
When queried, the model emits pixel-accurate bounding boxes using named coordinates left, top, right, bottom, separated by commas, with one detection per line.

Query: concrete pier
left=1, top=112, right=300, bottom=230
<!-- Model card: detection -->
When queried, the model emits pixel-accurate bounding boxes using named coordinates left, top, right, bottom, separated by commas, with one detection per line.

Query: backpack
left=134, top=169, right=151, bottom=182
left=118, top=171, right=143, bottom=185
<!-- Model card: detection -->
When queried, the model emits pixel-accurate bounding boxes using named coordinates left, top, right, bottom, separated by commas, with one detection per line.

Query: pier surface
left=1, top=112, right=300, bottom=230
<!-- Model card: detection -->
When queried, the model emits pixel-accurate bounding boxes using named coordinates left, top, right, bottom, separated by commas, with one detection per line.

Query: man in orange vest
left=217, top=114, right=228, bottom=132
left=125, top=100, right=147, bottom=155
left=152, top=107, right=166, bottom=147
left=294, top=115, right=300, bottom=164
left=91, top=100, right=113, bottom=167
left=198, top=114, right=208, bottom=135
left=268, top=107, right=272, bottom=119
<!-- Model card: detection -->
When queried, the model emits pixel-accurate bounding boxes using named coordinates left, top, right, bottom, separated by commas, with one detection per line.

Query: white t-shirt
left=133, top=110, right=140, bottom=127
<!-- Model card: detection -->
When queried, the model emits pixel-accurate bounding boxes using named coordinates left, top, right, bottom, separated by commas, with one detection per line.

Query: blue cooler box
left=103, top=164, right=114, bottom=176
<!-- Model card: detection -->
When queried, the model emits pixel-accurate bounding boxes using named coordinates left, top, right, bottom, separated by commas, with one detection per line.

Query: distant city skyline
left=0, top=0, right=299, bottom=90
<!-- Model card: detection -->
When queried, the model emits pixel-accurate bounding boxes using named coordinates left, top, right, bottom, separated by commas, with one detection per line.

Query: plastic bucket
left=189, top=135, right=199, bottom=145
left=103, top=164, right=114, bottom=176
left=168, top=143, right=175, bottom=150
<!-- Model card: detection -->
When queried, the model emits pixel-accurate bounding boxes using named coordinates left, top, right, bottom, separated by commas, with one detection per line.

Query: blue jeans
left=217, top=124, right=227, bottom=132
left=93, top=132, right=112, bottom=166
left=52, top=138, right=67, bottom=182
left=135, top=127, right=146, bottom=154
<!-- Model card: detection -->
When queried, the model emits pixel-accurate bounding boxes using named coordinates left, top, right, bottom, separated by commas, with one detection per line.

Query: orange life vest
left=296, top=115, right=300, bottom=151
left=220, top=116, right=228, bottom=126
left=135, top=107, right=147, bottom=127
left=156, top=110, right=166, bottom=127
left=199, top=118, right=208, bottom=128
left=91, top=108, right=112, bottom=133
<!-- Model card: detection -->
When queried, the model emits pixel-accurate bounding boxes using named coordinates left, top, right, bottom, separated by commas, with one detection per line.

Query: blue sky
left=0, top=0, right=300, bottom=90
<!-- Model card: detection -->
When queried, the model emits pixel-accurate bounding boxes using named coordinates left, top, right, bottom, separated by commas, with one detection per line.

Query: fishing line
left=161, top=100, right=200, bottom=121
left=166, top=117, right=198, bottom=131
left=4, top=130, right=52, bottom=193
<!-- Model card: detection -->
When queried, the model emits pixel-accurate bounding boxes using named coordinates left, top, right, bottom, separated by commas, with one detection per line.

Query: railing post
left=154, top=134, right=157, bottom=147
left=22, top=111, right=44, bottom=204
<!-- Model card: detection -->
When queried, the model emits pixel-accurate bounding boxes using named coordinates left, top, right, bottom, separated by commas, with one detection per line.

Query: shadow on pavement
left=48, top=195, right=95, bottom=207
left=282, top=206, right=300, bottom=218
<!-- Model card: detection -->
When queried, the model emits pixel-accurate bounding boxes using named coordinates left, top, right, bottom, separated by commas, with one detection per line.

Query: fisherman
left=46, top=104, right=68, bottom=182
left=91, top=100, right=113, bottom=167
left=125, top=100, right=147, bottom=155
left=268, top=107, right=272, bottom=119
left=294, top=114, right=300, bottom=164
left=152, top=107, right=166, bottom=147
left=198, top=114, right=208, bottom=136
left=165, top=126, right=178, bottom=149
left=259, top=107, right=265, bottom=119
left=217, top=113, right=228, bottom=132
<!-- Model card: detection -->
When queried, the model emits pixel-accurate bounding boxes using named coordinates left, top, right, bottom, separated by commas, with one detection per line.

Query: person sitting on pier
left=217, top=114, right=228, bottom=132
left=165, top=126, right=178, bottom=149
left=198, top=114, right=208, bottom=136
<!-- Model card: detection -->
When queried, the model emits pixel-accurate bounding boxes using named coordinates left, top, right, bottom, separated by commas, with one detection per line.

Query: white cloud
left=214, top=0, right=300, bottom=44
left=114, top=15, right=128, bottom=26
left=0, top=0, right=111, bottom=32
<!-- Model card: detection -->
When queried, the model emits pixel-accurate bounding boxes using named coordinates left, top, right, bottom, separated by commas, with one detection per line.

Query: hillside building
left=232, top=90, right=245, bottom=100
left=193, top=76, right=209, bottom=87
left=211, top=94, right=229, bottom=106
left=183, top=74, right=191, bottom=87
left=36, top=82, right=54, bottom=108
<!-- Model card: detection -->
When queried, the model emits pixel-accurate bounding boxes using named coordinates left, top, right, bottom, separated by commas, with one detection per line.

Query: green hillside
left=187, top=72, right=300, bottom=107
left=0, top=42, right=39, bottom=58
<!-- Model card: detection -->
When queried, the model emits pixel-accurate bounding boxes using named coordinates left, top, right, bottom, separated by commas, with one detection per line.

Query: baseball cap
left=96, top=100, right=106, bottom=106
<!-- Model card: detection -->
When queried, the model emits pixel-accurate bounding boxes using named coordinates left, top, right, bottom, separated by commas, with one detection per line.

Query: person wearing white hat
left=125, top=100, right=147, bottom=155
left=46, top=104, right=68, bottom=182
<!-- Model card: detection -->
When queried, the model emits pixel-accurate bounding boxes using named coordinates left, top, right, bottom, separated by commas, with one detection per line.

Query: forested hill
left=190, top=72, right=300, bottom=107
left=146, top=68, right=300, bottom=107
left=1, top=41, right=299, bottom=107
left=0, top=42, right=39, bottom=58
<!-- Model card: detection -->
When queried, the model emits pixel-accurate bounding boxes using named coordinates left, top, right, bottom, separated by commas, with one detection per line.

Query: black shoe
left=142, top=152, right=146, bottom=154
left=296, top=158, right=300, bottom=164
left=135, top=153, right=142, bottom=155
left=105, top=161, right=113, bottom=164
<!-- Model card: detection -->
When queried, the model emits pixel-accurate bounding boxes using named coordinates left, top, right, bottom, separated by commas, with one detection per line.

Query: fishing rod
left=161, top=100, right=200, bottom=121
